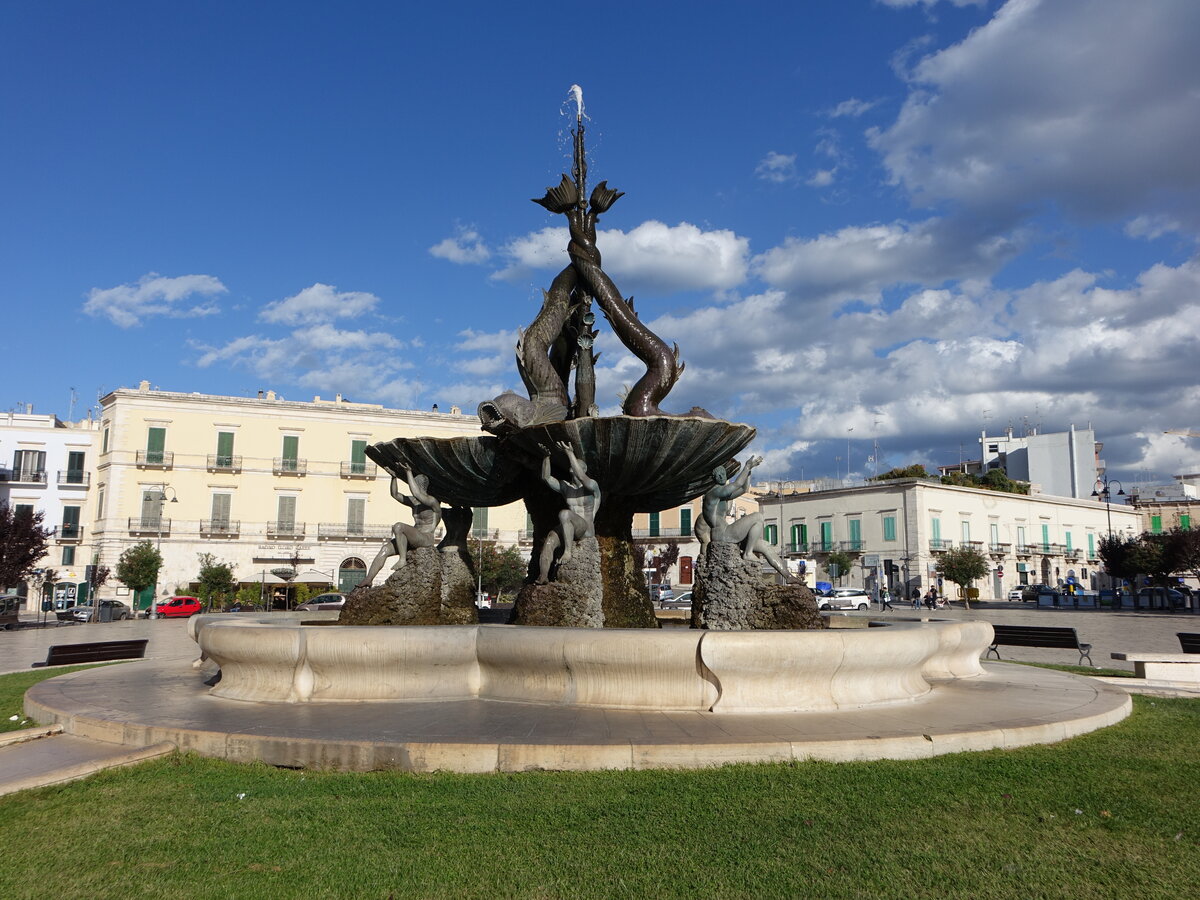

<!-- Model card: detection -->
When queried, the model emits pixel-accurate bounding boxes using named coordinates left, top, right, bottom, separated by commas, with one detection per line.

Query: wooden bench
left=31, top=639, right=149, bottom=668
left=1179, top=633, right=1200, bottom=654
left=985, top=625, right=1092, bottom=666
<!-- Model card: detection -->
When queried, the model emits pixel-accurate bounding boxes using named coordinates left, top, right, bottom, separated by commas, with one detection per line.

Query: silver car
left=816, top=588, right=871, bottom=611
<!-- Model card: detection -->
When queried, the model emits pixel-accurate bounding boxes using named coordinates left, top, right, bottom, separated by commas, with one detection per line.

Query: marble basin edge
left=192, top=616, right=994, bottom=714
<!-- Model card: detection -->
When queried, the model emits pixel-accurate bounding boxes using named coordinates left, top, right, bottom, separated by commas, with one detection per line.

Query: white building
left=977, top=425, right=1101, bottom=499
left=760, top=477, right=1141, bottom=600
left=0, top=410, right=101, bottom=605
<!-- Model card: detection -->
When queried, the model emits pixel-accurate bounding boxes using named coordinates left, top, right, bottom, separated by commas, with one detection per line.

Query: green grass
left=1011, top=660, right=1137, bottom=678
left=0, top=664, right=122, bottom=732
left=0, top=678, right=1197, bottom=899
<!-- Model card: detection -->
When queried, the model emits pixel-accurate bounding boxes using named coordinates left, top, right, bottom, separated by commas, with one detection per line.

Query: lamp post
left=1091, top=476, right=1125, bottom=538
left=777, top=481, right=794, bottom=555
left=150, top=484, right=177, bottom=619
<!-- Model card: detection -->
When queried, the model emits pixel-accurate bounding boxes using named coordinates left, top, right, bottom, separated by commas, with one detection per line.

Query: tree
left=115, top=541, right=162, bottom=610
left=196, top=552, right=237, bottom=610
left=870, top=464, right=930, bottom=481
left=27, top=567, right=58, bottom=610
left=940, top=469, right=1030, bottom=494
left=0, top=502, right=52, bottom=592
left=475, top=541, right=526, bottom=601
left=826, top=551, right=854, bottom=584
left=643, top=542, right=681, bottom=585
left=1099, top=532, right=1171, bottom=591
left=937, top=546, right=990, bottom=609
left=1163, top=526, right=1200, bottom=585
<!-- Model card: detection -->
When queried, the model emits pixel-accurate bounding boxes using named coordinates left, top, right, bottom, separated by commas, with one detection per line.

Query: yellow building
left=93, top=382, right=526, bottom=607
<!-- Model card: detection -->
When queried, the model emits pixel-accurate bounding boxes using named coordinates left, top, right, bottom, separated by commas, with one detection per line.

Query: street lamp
left=777, top=481, right=794, bottom=555
left=151, top=484, right=178, bottom=619
left=1091, top=476, right=1125, bottom=538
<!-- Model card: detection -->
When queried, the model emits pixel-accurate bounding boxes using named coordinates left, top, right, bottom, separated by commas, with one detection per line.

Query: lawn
left=0, top=670, right=1196, bottom=899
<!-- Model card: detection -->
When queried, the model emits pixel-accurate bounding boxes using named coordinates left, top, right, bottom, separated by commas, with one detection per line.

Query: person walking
left=880, top=587, right=894, bottom=611
left=911, top=587, right=921, bottom=609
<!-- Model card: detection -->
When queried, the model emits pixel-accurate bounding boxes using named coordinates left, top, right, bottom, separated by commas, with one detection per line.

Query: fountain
left=23, top=88, right=1132, bottom=772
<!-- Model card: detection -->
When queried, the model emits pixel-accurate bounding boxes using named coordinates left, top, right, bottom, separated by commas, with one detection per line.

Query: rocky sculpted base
left=191, top=615, right=994, bottom=713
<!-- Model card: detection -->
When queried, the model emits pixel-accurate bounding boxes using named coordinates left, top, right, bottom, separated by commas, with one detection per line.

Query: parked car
left=72, top=599, right=132, bottom=622
left=1006, top=588, right=1025, bottom=601
left=1019, top=584, right=1051, bottom=602
left=817, top=588, right=871, bottom=611
left=297, top=592, right=347, bottom=611
left=0, top=594, right=22, bottom=630
left=226, top=602, right=262, bottom=612
left=661, top=591, right=692, bottom=609
left=1136, top=587, right=1188, bottom=609
left=649, top=584, right=674, bottom=603
left=153, top=596, right=203, bottom=618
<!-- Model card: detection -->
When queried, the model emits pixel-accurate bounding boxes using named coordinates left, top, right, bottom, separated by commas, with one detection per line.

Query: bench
left=1179, top=633, right=1200, bottom=654
left=1111, top=651, right=1200, bottom=685
left=31, top=639, right=149, bottom=668
left=985, top=625, right=1092, bottom=666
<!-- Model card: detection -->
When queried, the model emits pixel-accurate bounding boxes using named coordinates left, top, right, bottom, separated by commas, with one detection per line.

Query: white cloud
left=755, top=151, right=798, bottom=184
left=807, top=170, right=836, bottom=188
left=1124, top=215, right=1188, bottom=241
left=429, top=226, right=491, bottom=264
left=870, top=0, right=1200, bottom=228
left=829, top=98, right=879, bottom=118
left=494, top=221, right=750, bottom=295
left=83, top=273, right=226, bottom=328
left=259, top=283, right=379, bottom=326
left=879, top=0, right=986, bottom=8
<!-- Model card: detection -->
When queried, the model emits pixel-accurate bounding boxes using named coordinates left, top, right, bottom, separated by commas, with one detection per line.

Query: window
left=1182, top=514, right=1191, bottom=530
left=848, top=519, right=862, bottom=550
left=990, top=523, right=1000, bottom=547
left=145, top=427, right=166, bottom=465
left=649, top=511, right=660, bottom=537
left=988, top=444, right=999, bottom=452
left=791, top=523, right=807, bottom=550
left=679, top=507, right=692, bottom=535
left=764, top=523, right=778, bottom=545
left=819, top=521, right=833, bottom=552
left=61, top=505, right=81, bottom=538
left=347, top=497, right=366, bottom=535
left=281, top=435, right=300, bottom=472
left=97, top=486, right=105, bottom=518
left=961, top=520, right=971, bottom=544
left=141, top=490, right=163, bottom=527
left=882, top=515, right=896, bottom=542
left=277, top=495, right=297, bottom=531
left=62, top=545, right=76, bottom=566
left=349, top=439, right=368, bottom=475
left=210, top=494, right=232, bottom=529
left=14, top=504, right=34, bottom=518
left=1064, top=531, right=1073, bottom=551
left=1088, top=533, right=1096, bottom=557
left=1150, top=515, right=1162, bottom=534
left=472, top=506, right=489, bottom=537
left=1017, top=525, right=1026, bottom=546
left=1041, top=523, right=1050, bottom=549
left=931, top=517, right=942, bottom=543
left=101, top=427, right=110, bottom=455
left=216, top=432, right=235, bottom=467
left=66, top=451, right=86, bottom=483
left=13, top=450, right=46, bottom=481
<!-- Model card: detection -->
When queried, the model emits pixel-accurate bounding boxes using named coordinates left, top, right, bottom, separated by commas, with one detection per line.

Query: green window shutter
left=1065, top=532, right=1072, bottom=551
left=1150, top=515, right=1162, bottom=534
left=350, top=440, right=367, bottom=474
left=67, top=451, right=86, bottom=482
left=799, top=523, right=808, bottom=547
left=216, top=432, right=234, bottom=466
left=62, top=545, right=76, bottom=566
left=347, top=498, right=365, bottom=533
left=931, top=518, right=941, bottom=542
left=883, top=516, right=896, bottom=542
left=140, top=490, right=161, bottom=526
left=282, top=435, right=299, bottom=462
left=764, top=523, right=778, bottom=545
left=1181, top=514, right=1191, bottom=530
left=1088, top=533, right=1095, bottom=556
left=1017, top=526, right=1026, bottom=546
left=680, top=508, right=692, bottom=535
left=820, top=521, right=832, bottom=551
left=146, top=427, right=166, bottom=464
left=649, top=512, right=660, bottom=537
left=211, top=494, right=231, bottom=526
left=1041, top=524, right=1050, bottom=549
left=472, top=507, right=489, bottom=537
left=791, top=523, right=804, bottom=550
left=277, top=495, right=296, bottom=529
left=849, top=519, right=861, bottom=549
left=62, top=506, right=81, bottom=538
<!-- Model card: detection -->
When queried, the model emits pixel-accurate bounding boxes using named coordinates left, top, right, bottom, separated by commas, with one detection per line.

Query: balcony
left=57, top=471, right=90, bottom=487
left=632, top=526, right=690, bottom=539
left=57, top=524, right=84, bottom=542
left=273, top=457, right=307, bottom=476
left=3, top=469, right=47, bottom=485
left=518, top=529, right=536, bottom=544
left=812, top=542, right=836, bottom=554
left=340, top=461, right=378, bottom=479
left=136, top=450, right=173, bottom=469
left=786, top=542, right=810, bottom=555
left=1064, top=546, right=1082, bottom=559
left=317, top=522, right=391, bottom=540
left=842, top=539, right=865, bottom=552
left=1016, top=544, right=1037, bottom=556
left=266, top=520, right=306, bottom=539
left=929, top=539, right=954, bottom=552
left=960, top=540, right=984, bottom=552
left=988, top=542, right=1011, bottom=556
left=200, top=519, right=240, bottom=537
left=129, top=517, right=170, bottom=535
left=206, top=454, right=243, bottom=473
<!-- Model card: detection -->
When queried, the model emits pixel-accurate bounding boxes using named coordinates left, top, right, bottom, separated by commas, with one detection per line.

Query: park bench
left=1179, top=633, right=1200, bottom=654
left=31, top=639, right=149, bottom=668
left=985, top=625, right=1092, bottom=666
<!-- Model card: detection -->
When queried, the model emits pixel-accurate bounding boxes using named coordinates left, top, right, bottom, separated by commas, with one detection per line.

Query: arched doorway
left=1040, top=556, right=1052, bottom=584
left=338, top=557, right=367, bottom=593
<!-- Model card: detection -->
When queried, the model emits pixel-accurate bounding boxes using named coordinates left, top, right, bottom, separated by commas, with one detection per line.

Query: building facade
left=0, top=410, right=101, bottom=604
left=759, top=477, right=1141, bottom=600
left=977, top=425, right=1101, bottom=499
left=92, top=383, right=526, bottom=608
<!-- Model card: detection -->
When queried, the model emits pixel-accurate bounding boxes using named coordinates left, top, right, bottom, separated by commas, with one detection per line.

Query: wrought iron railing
left=317, top=522, right=391, bottom=540
left=272, top=457, right=307, bottom=475
left=129, top=517, right=171, bottom=534
left=58, top=524, right=84, bottom=541
left=136, top=450, right=173, bottom=468
left=4, top=469, right=47, bottom=484
left=200, top=519, right=240, bottom=536
left=266, top=520, right=306, bottom=538
left=57, top=471, right=90, bottom=486
left=929, top=538, right=954, bottom=551
left=206, top=454, right=243, bottom=472
left=339, top=461, right=378, bottom=478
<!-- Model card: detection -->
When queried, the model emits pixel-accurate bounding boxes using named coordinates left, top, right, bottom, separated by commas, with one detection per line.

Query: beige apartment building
left=92, top=383, right=526, bottom=608
left=760, top=477, right=1142, bottom=599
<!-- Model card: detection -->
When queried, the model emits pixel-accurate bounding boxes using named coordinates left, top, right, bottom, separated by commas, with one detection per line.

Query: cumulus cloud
left=829, top=98, right=879, bottom=118
left=493, top=221, right=750, bottom=295
left=755, top=151, right=798, bottom=184
left=83, top=273, right=226, bottom=328
left=259, top=283, right=379, bottom=326
left=870, top=0, right=1200, bottom=227
left=429, top=226, right=491, bottom=264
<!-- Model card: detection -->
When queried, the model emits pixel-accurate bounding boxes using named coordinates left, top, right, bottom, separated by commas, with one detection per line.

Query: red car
left=154, top=595, right=203, bottom=618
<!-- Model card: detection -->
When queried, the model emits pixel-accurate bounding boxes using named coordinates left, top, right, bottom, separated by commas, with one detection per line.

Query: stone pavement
left=0, top=727, right=173, bottom=797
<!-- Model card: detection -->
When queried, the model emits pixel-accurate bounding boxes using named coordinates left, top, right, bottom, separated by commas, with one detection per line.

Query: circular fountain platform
left=24, top=618, right=1131, bottom=773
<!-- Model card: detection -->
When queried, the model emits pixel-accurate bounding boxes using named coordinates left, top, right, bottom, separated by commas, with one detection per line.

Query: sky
left=3, top=0, right=1199, bottom=486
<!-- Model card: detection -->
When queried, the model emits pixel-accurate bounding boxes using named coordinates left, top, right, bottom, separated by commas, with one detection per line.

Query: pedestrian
left=880, top=587, right=894, bottom=611
left=924, top=587, right=937, bottom=610
left=911, top=587, right=921, bottom=609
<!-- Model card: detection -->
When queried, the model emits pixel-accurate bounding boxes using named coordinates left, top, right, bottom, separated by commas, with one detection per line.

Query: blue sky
left=3, top=0, right=1199, bottom=484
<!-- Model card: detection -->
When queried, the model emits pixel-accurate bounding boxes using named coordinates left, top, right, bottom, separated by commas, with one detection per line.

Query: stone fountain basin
left=190, top=615, right=993, bottom=714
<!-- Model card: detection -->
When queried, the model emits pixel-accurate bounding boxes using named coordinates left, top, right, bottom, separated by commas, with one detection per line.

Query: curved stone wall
left=192, top=616, right=994, bottom=713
